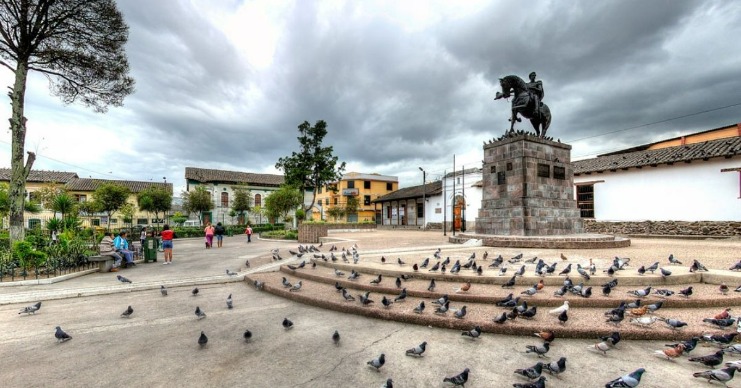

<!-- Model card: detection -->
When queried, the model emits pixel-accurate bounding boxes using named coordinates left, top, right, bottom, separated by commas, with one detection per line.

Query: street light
left=418, top=167, right=426, bottom=228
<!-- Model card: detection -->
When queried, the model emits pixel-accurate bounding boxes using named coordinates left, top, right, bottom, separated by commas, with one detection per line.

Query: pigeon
left=120, top=305, right=134, bottom=318
left=560, top=253, right=568, bottom=261
left=490, top=256, right=504, bottom=268
left=367, top=353, right=385, bottom=371
left=397, top=258, right=405, bottom=266
left=515, top=362, right=544, bottom=380
left=646, top=301, right=663, bottom=314
left=405, top=341, right=427, bottom=357
left=637, top=266, right=646, bottom=276
left=282, top=318, right=293, bottom=330
left=730, top=261, right=741, bottom=271
left=334, top=281, right=344, bottom=292
left=244, top=259, right=251, bottom=268
left=723, top=344, right=741, bottom=356
left=413, top=301, right=425, bottom=314
left=381, top=296, right=393, bottom=308
left=534, top=330, right=555, bottom=343
left=443, top=368, right=469, bottom=386
left=18, top=301, right=41, bottom=315
left=433, top=294, right=449, bottom=305
left=689, top=350, right=725, bottom=368
left=715, top=308, right=732, bottom=320
left=605, top=310, right=625, bottom=325
left=195, top=306, right=206, bottom=319
left=577, top=264, right=591, bottom=280
left=226, top=294, right=233, bottom=309
left=289, top=281, right=302, bottom=292
left=116, top=275, right=132, bottom=283
left=395, top=277, right=402, bottom=288
left=496, top=293, right=515, bottom=307
left=628, top=287, right=651, bottom=298
left=381, top=256, right=386, bottom=264
left=553, top=286, right=568, bottom=297
left=668, top=254, right=682, bottom=265
left=653, top=289, right=674, bottom=298
left=341, top=288, right=355, bottom=301
left=243, top=329, right=252, bottom=342
left=434, top=300, right=450, bottom=314
left=558, top=264, right=572, bottom=276
left=521, top=306, right=538, bottom=320
left=630, top=316, right=658, bottom=327
left=55, top=326, right=72, bottom=342
left=665, top=337, right=700, bottom=353
left=476, top=266, right=483, bottom=276
left=703, top=318, right=736, bottom=329
left=655, top=343, right=686, bottom=359
left=462, top=326, right=481, bottom=339
left=198, top=331, right=208, bottom=347
left=454, top=306, right=467, bottom=319
left=627, top=299, right=641, bottom=309
left=558, top=310, right=568, bottom=325
left=544, top=357, right=567, bottom=376
left=394, top=288, right=407, bottom=302
left=521, top=285, right=538, bottom=296
left=659, top=317, right=687, bottom=330
left=659, top=268, right=671, bottom=278
left=334, top=269, right=345, bottom=277
left=693, top=366, right=740, bottom=385
left=359, top=293, right=374, bottom=306
left=690, top=259, right=709, bottom=272
left=526, top=343, right=550, bottom=357
left=646, top=262, right=659, bottom=274
left=420, top=258, right=430, bottom=268
left=413, top=263, right=419, bottom=272
left=605, top=368, right=645, bottom=388
left=679, top=286, right=693, bottom=298
left=400, top=274, right=412, bottom=281
left=493, top=312, right=508, bottom=324
left=160, top=285, right=168, bottom=296
left=428, top=279, right=436, bottom=292
left=720, top=283, right=729, bottom=296
left=704, top=333, right=738, bottom=346
left=282, top=277, right=292, bottom=288
left=226, top=269, right=238, bottom=276
left=454, top=282, right=472, bottom=293
left=332, top=330, right=340, bottom=346
left=602, top=331, right=622, bottom=347
left=253, top=280, right=264, bottom=290
left=515, top=265, right=526, bottom=277
left=503, top=275, right=517, bottom=288
left=549, top=301, right=569, bottom=316
left=348, top=271, right=360, bottom=280
left=513, top=376, right=547, bottom=388
left=591, top=341, right=613, bottom=355
left=191, top=287, right=200, bottom=296
left=370, top=274, right=382, bottom=285
left=580, top=287, right=593, bottom=298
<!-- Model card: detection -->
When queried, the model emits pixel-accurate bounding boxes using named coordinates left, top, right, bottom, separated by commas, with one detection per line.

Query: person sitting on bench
left=99, top=232, right=123, bottom=272
left=113, top=231, right=135, bottom=267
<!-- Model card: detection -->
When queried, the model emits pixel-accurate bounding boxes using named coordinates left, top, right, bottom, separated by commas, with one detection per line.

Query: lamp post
left=418, top=167, right=426, bottom=228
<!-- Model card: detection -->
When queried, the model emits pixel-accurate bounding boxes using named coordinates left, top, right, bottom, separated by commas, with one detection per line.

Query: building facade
left=311, top=172, right=398, bottom=223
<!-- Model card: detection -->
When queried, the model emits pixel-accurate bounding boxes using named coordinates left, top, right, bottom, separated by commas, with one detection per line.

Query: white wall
left=427, top=171, right=483, bottom=230
left=574, top=158, right=740, bottom=221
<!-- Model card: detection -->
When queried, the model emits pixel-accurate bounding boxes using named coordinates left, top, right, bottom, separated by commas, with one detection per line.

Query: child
left=245, top=225, right=253, bottom=243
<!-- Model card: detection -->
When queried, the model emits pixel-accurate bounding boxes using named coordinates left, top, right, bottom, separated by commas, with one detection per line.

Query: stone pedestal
left=475, top=134, right=583, bottom=236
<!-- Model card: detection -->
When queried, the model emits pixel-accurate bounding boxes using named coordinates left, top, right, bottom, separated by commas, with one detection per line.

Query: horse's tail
left=542, top=104, right=552, bottom=133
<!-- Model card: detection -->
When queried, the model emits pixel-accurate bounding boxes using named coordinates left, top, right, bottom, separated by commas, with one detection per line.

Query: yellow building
left=0, top=169, right=172, bottom=228
left=311, top=172, right=398, bottom=223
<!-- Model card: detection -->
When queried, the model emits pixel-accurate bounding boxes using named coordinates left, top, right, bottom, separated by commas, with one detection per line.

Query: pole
left=419, top=167, right=426, bottom=228
left=452, top=154, right=456, bottom=236
left=443, top=169, right=447, bottom=236
left=461, top=164, right=466, bottom=232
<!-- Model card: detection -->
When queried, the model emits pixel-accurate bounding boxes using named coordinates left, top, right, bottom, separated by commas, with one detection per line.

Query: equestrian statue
left=494, top=71, right=552, bottom=138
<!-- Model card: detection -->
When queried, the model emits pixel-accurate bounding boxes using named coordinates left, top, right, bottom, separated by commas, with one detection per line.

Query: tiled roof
left=573, top=136, right=741, bottom=174
left=65, top=178, right=172, bottom=193
left=185, top=167, right=284, bottom=187
left=0, top=168, right=78, bottom=183
left=373, top=181, right=442, bottom=203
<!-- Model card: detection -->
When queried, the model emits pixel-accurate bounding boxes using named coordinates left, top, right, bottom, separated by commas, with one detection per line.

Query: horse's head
left=498, top=78, right=512, bottom=99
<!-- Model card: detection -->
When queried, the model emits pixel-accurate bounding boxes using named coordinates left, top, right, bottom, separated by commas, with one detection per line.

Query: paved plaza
left=1, top=231, right=740, bottom=387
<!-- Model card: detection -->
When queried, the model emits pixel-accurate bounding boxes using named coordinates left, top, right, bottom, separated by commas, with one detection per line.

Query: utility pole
left=452, top=154, right=456, bottom=237
left=418, top=167, right=426, bottom=228
left=461, top=164, right=466, bottom=232
left=443, top=169, right=447, bottom=236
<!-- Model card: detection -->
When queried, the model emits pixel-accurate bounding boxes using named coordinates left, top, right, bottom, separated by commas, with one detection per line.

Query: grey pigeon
left=116, top=275, right=131, bottom=283
left=544, top=357, right=566, bottom=375
left=198, top=331, right=208, bottom=347
left=334, top=268, right=345, bottom=277
left=195, top=306, right=206, bottom=319
left=244, top=259, right=250, bottom=268
left=226, top=294, right=233, bottom=309
left=253, top=280, right=264, bottom=290
left=659, top=268, right=671, bottom=278
left=428, top=279, right=436, bottom=291
left=443, top=368, right=469, bottom=386
left=332, top=330, right=340, bottom=346
left=515, top=362, right=544, bottom=380
left=646, top=261, right=659, bottom=273
left=434, top=301, right=450, bottom=314
left=243, top=329, right=252, bottom=342
left=55, top=326, right=72, bottom=342
left=526, top=343, right=550, bottom=357
left=628, top=286, right=651, bottom=298
left=370, top=274, right=382, bottom=285
left=413, top=301, right=425, bottom=314
left=605, top=367, right=645, bottom=388
left=454, top=305, right=467, bottom=319
left=406, top=341, right=427, bottom=357
left=282, top=277, right=292, bottom=288
left=660, top=317, right=687, bottom=329
left=341, top=288, right=355, bottom=301
left=226, top=269, right=237, bottom=276
left=668, top=254, right=682, bottom=264
left=120, top=305, right=133, bottom=318
left=289, top=281, right=302, bottom=292
left=382, top=379, right=393, bottom=388
left=282, top=318, right=293, bottom=330
left=513, top=376, right=546, bottom=388
left=394, top=288, right=407, bottom=302
left=381, top=296, right=393, bottom=308
left=160, top=285, right=168, bottom=296
left=367, top=353, right=385, bottom=371
left=693, top=366, right=739, bottom=385
left=462, top=326, right=481, bottom=339
left=19, top=301, right=41, bottom=315
left=192, top=287, right=199, bottom=296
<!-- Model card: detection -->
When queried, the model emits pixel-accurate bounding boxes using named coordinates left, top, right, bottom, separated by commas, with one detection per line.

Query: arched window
left=254, top=194, right=262, bottom=207
left=221, top=192, right=229, bottom=208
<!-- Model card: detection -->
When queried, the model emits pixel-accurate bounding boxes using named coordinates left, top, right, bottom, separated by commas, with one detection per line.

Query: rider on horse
left=527, top=72, right=544, bottom=120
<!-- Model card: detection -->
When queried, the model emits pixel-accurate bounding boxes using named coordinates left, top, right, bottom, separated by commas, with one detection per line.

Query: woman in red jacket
left=160, top=225, right=175, bottom=264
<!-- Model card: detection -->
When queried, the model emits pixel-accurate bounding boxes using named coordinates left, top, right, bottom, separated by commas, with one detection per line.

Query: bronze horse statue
left=495, top=75, right=551, bottom=137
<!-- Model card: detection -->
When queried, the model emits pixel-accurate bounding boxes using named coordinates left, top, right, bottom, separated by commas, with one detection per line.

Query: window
left=74, top=194, right=87, bottom=202
left=386, top=182, right=393, bottom=191
left=137, top=218, right=148, bottom=225
left=28, top=219, right=41, bottom=229
left=325, top=198, right=329, bottom=205
left=347, top=180, right=355, bottom=189
left=28, top=191, right=40, bottom=203
left=387, top=206, right=392, bottom=219
left=537, top=164, right=550, bottom=178
left=110, top=218, right=118, bottom=224
left=417, top=202, right=424, bottom=218
left=221, top=192, right=229, bottom=208
left=364, top=195, right=371, bottom=206
left=333, top=197, right=338, bottom=205
left=364, top=181, right=371, bottom=189
left=92, top=219, right=101, bottom=226
left=577, top=184, right=594, bottom=218
left=554, top=166, right=566, bottom=180
left=254, top=194, right=261, bottom=207
left=347, top=214, right=358, bottom=222
left=497, top=171, right=506, bottom=185
left=490, top=166, right=496, bottom=174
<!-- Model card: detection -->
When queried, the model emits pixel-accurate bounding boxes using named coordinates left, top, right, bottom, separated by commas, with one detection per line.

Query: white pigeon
left=630, top=316, right=658, bottom=327
left=549, top=301, right=569, bottom=315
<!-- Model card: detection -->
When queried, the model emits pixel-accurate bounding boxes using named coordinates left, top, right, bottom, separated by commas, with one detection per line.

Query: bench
left=87, top=255, right=117, bottom=272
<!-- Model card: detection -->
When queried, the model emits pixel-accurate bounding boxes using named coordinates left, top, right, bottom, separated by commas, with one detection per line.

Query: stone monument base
left=451, top=232, right=630, bottom=249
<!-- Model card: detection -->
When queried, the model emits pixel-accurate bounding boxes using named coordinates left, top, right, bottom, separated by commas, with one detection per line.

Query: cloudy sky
left=1, top=0, right=740, bottom=193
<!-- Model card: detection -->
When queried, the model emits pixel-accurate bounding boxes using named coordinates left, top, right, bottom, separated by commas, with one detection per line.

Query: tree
left=344, top=196, right=359, bottom=222
left=251, top=205, right=263, bottom=225
left=119, top=203, right=135, bottom=228
left=93, top=183, right=130, bottom=231
left=264, top=185, right=303, bottom=224
left=182, top=186, right=212, bottom=223
left=326, top=206, right=345, bottom=222
left=0, top=182, right=39, bottom=227
left=0, top=1, right=134, bottom=243
left=275, top=120, right=346, bottom=214
left=78, top=199, right=102, bottom=229
left=33, top=183, right=66, bottom=210
left=51, top=193, right=76, bottom=221
left=170, top=211, right=187, bottom=226
left=231, top=186, right=251, bottom=221
left=137, top=186, right=172, bottom=230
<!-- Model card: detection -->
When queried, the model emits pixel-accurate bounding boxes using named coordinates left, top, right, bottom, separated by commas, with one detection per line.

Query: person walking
left=245, top=225, right=253, bottom=243
left=160, top=224, right=174, bottom=264
left=214, top=222, right=225, bottom=248
left=140, top=227, right=147, bottom=249
left=204, top=222, right=215, bottom=248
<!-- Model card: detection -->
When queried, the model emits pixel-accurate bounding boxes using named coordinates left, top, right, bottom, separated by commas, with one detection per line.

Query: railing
left=0, top=255, right=98, bottom=282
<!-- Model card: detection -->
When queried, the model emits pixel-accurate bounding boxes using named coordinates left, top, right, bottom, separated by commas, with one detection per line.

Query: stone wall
left=298, top=223, right=377, bottom=243
left=583, top=220, right=741, bottom=236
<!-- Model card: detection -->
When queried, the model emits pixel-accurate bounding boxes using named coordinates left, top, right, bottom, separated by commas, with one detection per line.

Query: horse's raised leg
left=509, top=110, right=517, bottom=132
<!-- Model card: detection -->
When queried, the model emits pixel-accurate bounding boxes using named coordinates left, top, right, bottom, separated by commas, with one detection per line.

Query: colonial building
left=573, top=123, right=741, bottom=221
left=184, top=167, right=285, bottom=225
left=311, top=172, right=398, bottom=222
left=0, top=169, right=172, bottom=228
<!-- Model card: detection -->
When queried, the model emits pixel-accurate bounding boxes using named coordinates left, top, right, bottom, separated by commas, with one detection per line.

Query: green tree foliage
left=326, top=206, right=345, bottom=222
left=182, top=187, right=213, bottom=223
left=52, top=193, right=76, bottom=220
left=77, top=200, right=102, bottom=229
left=119, top=203, right=136, bottom=228
left=93, top=183, right=130, bottom=230
left=231, top=186, right=251, bottom=218
left=33, top=183, right=67, bottom=210
left=0, top=1, right=135, bottom=243
left=264, top=185, right=303, bottom=224
left=0, top=183, right=39, bottom=225
left=344, top=196, right=359, bottom=219
left=275, top=120, right=346, bottom=213
left=171, top=211, right=187, bottom=226
left=137, top=186, right=172, bottom=229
